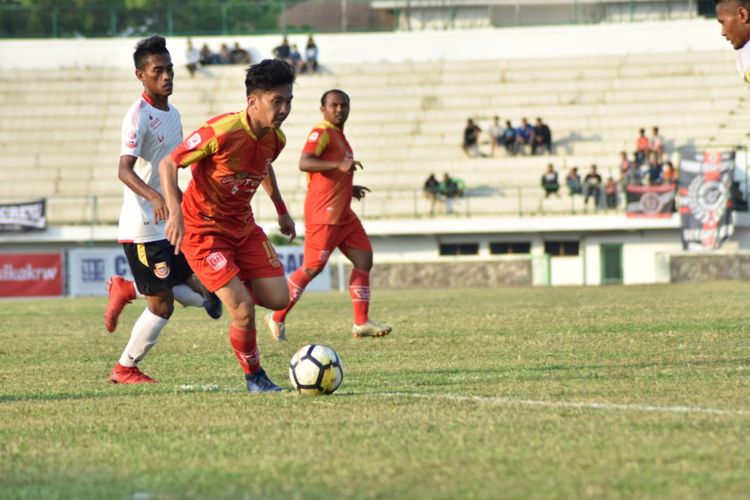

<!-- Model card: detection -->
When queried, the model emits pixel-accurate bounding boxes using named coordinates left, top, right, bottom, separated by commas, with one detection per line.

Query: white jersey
left=118, top=93, right=183, bottom=243
left=736, top=42, right=750, bottom=83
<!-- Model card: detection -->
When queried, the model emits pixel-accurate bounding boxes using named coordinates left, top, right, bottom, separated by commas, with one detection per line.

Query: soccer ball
left=289, top=344, right=344, bottom=395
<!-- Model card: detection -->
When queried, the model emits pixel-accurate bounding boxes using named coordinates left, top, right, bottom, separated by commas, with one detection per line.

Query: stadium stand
left=0, top=49, right=744, bottom=224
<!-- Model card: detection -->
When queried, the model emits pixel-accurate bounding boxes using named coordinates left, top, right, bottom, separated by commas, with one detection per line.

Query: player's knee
left=232, top=301, right=255, bottom=327
left=150, top=301, right=174, bottom=319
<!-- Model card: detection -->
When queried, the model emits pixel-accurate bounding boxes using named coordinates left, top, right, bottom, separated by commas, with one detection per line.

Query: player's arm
left=299, top=152, right=361, bottom=174
left=117, top=156, right=169, bottom=223
left=262, top=164, right=296, bottom=242
left=159, top=155, right=184, bottom=254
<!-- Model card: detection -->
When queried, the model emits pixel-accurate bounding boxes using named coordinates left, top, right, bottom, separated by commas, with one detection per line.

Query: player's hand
left=338, top=158, right=363, bottom=173
left=152, top=194, right=169, bottom=223
left=278, top=212, right=296, bottom=243
left=165, top=212, right=185, bottom=255
left=353, top=185, right=371, bottom=200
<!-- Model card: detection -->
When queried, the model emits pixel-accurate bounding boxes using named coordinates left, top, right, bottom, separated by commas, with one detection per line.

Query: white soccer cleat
left=352, top=319, right=392, bottom=338
left=265, top=312, right=287, bottom=342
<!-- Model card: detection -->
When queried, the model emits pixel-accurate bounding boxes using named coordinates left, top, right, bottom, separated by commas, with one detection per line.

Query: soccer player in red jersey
left=159, top=59, right=296, bottom=393
left=265, top=89, right=392, bottom=341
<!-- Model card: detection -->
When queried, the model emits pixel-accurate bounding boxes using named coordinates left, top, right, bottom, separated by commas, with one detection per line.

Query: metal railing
left=0, top=1, right=713, bottom=39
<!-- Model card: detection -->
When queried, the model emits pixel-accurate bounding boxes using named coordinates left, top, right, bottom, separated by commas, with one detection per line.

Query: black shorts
left=123, top=240, right=193, bottom=295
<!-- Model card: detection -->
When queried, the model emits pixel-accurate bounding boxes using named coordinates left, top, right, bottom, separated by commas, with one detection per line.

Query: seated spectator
left=566, top=167, right=583, bottom=196
left=635, top=127, right=649, bottom=164
left=502, top=120, right=517, bottom=155
left=462, top=118, right=486, bottom=158
left=515, top=117, right=533, bottom=154
left=487, top=116, right=502, bottom=157
left=531, top=117, right=552, bottom=155
left=200, top=43, right=217, bottom=65
left=623, top=161, right=642, bottom=187
left=440, top=173, right=461, bottom=214
left=273, top=36, right=292, bottom=63
left=541, top=163, right=560, bottom=198
left=650, top=126, right=664, bottom=162
left=647, top=154, right=663, bottom=185
left=186, top=38, right=200, bottom=78
left=605, top=177, right=618, bottom=209
left=662, top=161, right=678, bottom=185
left=583, top=164, right=602, bottom=209
left=289, top=44, right=305, bottom=72
left=423, top=173, right=440, bottom=215
left=217, top=43, right=231, bottom=64
left=305, top=35, right=319, bottom=73
left=230, top=42, right=251, bottom=65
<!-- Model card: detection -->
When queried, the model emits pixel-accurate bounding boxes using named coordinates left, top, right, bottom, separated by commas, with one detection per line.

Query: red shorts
left=181, top=225, right=284, bottom=293
left=303, top=219, right=372, bottom=270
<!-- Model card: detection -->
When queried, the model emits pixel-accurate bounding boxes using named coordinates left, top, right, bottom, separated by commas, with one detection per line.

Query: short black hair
left=133, top=35, right=169, bottom=69
left=320, top=89, right=350, bottom=106
left=245, top=59, right=296, bottom=97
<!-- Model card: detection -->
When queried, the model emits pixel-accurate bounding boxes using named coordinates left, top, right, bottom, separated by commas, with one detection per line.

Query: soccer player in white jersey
left=716, top=0, right=750, bottom=78
left=106, top=35, right=220, bottom=384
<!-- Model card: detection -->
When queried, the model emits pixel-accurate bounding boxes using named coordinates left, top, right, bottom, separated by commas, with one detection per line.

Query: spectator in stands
left=566, top=167, right=583, bottom=196
left=515, top=117, right=533, bottom=155
left=423, top=173, right=440, bottom=216
left=647, top=154, right=662, bottom=185
left=305, top=35, right=319, bottom=73
left=662, top=161, right=678, bottom=185
left=618, top=151, right=632, bottom=178
left=623, top=161, right=642, bottom=187
left=650, top=126, right=664, bottom=162
left=186, top=38, right=200, bottom=77
left=273, top=36, right=292, bottom=64
left=217, top=43, right=231, bottom=64
left=200, top=43, right=217, bottom=65
left=462, top=118, right=486, bottom=158
left=487, top=115, right=502, bottom=157
left=583, top=164, right=603, bottom=209
left=605, top=176, right=618, bottom=209
left=635, top=128, right=649, bottom=164
left=531, top=117, right=552, bottom=155
left=289, top=44, right=305, bottom=73
left=541, top=163, right=560, bottom=198
left=230, top=42, right=251, bottom=65
left=502, top=120, right=517, bottom=155
left=440, top=173, right=461, bottom=214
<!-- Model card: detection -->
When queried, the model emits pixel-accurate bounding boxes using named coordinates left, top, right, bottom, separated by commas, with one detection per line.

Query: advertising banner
left=0, top=253, right=63, bottom=297
left=68, top=246, right=330, bottom=296
left=678, top=151, right=735, bottom=251
left=0, top=199, right=46, bottom=232
left=625, top=184, right=676, bottom=217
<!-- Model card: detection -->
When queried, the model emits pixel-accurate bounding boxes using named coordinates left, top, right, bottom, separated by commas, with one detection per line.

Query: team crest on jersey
left=207, top=252, right=228, bottom=271
left=125, top=130, right=138, bottom=148
left=154, top=261, right=170, bottom=279
left=308, top=131, right=320, bottom=142
left=149, top=117, right=161, bottom=129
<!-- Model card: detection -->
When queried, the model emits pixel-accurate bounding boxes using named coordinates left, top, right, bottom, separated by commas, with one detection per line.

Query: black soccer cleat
left=203, top=292, right=223, bottom=320
left=245, top=368, right=283, bottom=393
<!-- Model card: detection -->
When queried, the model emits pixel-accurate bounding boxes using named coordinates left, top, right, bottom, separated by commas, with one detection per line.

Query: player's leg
left=340, top=222, right=392, bottom=338
left=267, top=224, right=332, bottom=340
left=110, top=242, right=176, bottom=384
left=104, top=273, right=138, bottom=333
left=173, top=250, right=222, bottom=320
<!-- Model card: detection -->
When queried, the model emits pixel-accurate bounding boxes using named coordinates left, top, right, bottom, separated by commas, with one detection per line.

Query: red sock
left=229, top=325, right=260, bottom=374
left=349, top=269, right=370, bottom=325
left=272, top=267, right=313, bottom=323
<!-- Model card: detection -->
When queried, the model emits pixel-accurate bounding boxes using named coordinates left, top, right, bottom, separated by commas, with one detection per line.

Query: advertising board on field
left=0, top=253, right=63, bottom=297
left=68, top=246, right=330, bottom=296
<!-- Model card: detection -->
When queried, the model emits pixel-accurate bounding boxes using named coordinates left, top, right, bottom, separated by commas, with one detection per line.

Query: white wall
left=0, top=19, right=731, bottom=70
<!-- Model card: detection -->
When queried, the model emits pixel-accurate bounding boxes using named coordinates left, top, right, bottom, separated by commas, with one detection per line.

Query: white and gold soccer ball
left=289, top=344, right=344, bottom=395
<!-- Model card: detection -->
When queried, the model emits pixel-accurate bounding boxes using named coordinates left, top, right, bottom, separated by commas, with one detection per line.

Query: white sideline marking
left=377, top=392, right=749, bottom=416
left=174, top=385, right=748, bottom=416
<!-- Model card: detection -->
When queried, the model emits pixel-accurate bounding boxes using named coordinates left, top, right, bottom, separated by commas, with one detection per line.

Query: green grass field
left=2, top=282, right=750, bottom=499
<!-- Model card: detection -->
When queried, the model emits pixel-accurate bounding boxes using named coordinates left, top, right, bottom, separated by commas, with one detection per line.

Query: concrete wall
left=667, top=252, right=750, bottom=282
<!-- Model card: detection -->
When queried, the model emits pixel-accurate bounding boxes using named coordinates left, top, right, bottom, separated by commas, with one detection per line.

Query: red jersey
left=302, top=120, right=355, bottom=225
left=170, top=110, right=285, bottom=239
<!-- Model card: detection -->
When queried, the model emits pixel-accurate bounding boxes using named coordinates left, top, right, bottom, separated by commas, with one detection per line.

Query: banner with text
left=0, top=199, right=46, bottom=232
left=679, top=151, right=735, bottom=251
left=0, top=253, right=63, bottom=297
left=625, top=184, right=675, bottom=217
left=68, top=246, right=330, bottom=296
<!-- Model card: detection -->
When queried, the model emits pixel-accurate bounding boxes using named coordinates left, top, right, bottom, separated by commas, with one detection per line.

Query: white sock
left=119, top=308, right=168, bottom=367
left=172, top=284, right=206, bottom=307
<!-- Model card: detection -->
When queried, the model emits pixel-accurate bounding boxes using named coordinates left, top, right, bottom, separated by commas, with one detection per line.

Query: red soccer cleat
left=109, top=363, right=158, bottom=384
left=104, top=276, right=136, bottom=333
